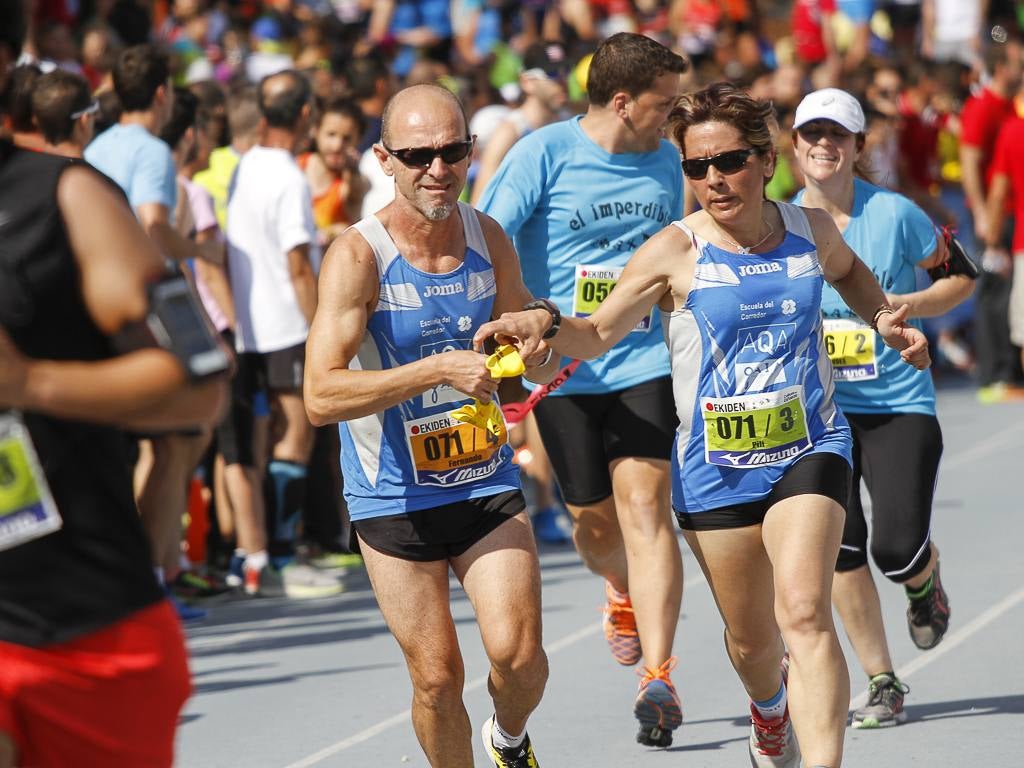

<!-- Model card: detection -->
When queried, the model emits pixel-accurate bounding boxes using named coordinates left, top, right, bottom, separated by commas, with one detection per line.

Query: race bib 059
left=573, top=264, right=652, bottom=332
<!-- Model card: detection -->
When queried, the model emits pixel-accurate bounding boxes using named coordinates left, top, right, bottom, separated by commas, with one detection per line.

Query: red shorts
left=0, top=600, right=191, bottom=768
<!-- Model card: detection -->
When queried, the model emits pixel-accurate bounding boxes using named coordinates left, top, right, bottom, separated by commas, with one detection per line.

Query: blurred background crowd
left=6, top=0, right=1024, bottom=609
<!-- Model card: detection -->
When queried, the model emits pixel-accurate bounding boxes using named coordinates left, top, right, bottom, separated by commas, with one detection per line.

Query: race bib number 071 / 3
left=0, top=413, right=62, bottom=551
left=701, top=385, right=812, bottom=468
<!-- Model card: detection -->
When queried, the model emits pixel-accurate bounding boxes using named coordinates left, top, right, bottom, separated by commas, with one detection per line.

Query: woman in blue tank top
left=792, top=88, right=974, bottom=730
left=475, top=83, right=931, bottom=768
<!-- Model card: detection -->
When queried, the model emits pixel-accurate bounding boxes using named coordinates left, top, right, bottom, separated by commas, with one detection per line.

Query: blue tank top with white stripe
left=665, top=202, right=852, bottom=514
left=339, top=202, right=520, bottom=521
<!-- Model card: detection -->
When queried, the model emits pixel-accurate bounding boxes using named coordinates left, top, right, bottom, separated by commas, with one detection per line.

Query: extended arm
left=887, top=237, right=974, bottom=317
left=474, top=225, right=683, bottom=360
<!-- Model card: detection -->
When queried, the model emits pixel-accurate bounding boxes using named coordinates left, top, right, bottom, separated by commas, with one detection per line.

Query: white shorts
left=1009, top=253, right=1024, bottom=347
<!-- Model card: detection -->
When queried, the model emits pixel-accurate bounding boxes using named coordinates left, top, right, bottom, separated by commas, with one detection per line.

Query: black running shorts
left=228, top=342, right=306, bottom=467
left=836, top=412, right=943, bottom=581
left=532, top=376, right=677, bottom=506
left=674, top=452, right=852, bottom=531
left=351, top=490, right=525, bottom=562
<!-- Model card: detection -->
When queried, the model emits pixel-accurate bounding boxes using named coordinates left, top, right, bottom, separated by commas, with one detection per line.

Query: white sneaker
left=280, top=562, right=343, bottom=599
left=748, top=704, right=799, bottom=768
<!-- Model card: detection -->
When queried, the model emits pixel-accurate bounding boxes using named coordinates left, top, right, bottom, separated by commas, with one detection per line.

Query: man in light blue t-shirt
left=478, top=32, right=689, bottom=748
left=85, top=45, right=177, bottom=238
left=84, top=44, right=212, bottom=624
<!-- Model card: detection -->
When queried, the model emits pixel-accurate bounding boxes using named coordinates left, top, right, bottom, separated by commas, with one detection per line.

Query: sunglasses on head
left=681, top=147, right=758, bottom=180
left=383, top=138, right=474, bottom=168
left=70, top=101, right=99, bottom=120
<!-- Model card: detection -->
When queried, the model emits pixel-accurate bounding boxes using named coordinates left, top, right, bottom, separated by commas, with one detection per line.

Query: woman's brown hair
left=669, top=82, right=774, bottom=160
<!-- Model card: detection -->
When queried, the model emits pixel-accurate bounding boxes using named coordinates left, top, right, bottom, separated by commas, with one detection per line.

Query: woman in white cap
left=475, top=81, right=932, bottom=768
left=792, top=88, right=975, bottom=729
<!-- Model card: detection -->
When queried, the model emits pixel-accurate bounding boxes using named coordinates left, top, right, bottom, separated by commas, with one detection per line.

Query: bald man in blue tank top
left=304, top=84, right=561, bottom=768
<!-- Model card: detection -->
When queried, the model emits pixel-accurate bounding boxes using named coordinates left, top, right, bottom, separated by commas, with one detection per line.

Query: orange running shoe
left=602, top=581, right=641, bottom=666
left=634, top=657, right=682, bottom=747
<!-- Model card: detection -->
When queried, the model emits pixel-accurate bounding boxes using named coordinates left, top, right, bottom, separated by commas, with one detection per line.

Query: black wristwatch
left=523, top=298, right=561, bottom=339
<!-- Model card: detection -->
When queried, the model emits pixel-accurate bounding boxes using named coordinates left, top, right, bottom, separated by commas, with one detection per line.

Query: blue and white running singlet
left=666, top=202, right=852, bottom=514
left=339, top=202, right=520, bottom=521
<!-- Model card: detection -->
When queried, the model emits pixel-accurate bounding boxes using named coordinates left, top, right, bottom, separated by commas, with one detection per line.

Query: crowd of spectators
left=6, top=0, right=1024, bottom=605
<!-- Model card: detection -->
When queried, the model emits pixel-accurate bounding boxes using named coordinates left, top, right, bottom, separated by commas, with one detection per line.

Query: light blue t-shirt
left=794, top=178, right=938, bottom=415
left=85, top=123, right=177, bottom=215
left=478, top=116, right=682, bottom=395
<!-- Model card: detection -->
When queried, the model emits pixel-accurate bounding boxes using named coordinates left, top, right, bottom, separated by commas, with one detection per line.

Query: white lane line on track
left=849, top=585, right=1024, bottom=710
left=940, top=421, right=1024, bottom=470
left=281, top=569, right=709, bottom=768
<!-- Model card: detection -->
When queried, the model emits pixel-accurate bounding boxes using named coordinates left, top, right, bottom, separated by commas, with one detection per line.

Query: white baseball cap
left=793, top=88, right=866, bottom=134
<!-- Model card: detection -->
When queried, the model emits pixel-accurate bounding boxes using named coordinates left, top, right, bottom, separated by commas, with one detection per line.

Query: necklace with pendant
left=718, top=219, right=775, bottom=254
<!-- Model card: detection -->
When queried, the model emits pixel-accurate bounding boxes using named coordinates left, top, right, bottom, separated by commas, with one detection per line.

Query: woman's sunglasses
left=681, top=147, right=758, bottom=180
left=383, top=137, right=475, bottom=168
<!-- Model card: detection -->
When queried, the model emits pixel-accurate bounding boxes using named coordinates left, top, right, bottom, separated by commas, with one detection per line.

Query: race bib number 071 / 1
left=405, top=408, right=509, bottom=487
left=0, top=413, right=61, bottom=551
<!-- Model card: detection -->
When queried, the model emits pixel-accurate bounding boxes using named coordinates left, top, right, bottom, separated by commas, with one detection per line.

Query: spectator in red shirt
left=791, top=0, right=840, bottom=86
left=985, top=88, right=1024, bottom=379
left=960, top=40, right=1024, bottom=394
left=960, top=41, right=1022, bottom=242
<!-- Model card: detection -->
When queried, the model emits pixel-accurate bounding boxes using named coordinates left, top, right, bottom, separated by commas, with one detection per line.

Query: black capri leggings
left=836, top=412, right=943, bottom=582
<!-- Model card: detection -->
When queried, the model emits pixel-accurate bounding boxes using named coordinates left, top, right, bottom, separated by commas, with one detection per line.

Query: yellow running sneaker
left=603, top=581, right=641, bottom=666
left=480, top=715, right=539, bottom=768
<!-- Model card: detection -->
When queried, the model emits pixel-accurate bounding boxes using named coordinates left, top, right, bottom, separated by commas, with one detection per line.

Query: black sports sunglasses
left=681, top=147, right=758, bottom=180
left=383, top=137, right=475, bottom=168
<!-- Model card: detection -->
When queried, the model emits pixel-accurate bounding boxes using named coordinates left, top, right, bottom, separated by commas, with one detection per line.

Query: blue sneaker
left=163, top=587, right=207, bottom=622
left=531, top=507, right=571, bottom=544
left=225, top=552, right=244, bottom=588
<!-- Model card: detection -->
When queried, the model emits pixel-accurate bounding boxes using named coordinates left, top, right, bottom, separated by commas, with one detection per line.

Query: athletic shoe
left=530, top=507, right=572, bottom=544
left=243, top=565, right=263, bottom=596
left=163, top=586, right=207, bottom=623
left=171, top=570, right=231, bottom=599
left=280, top=562, right=344, bottom=600
left=603, top=581, right=641, bottom=666
left=480, top=715, right=539, bottom=767
left=748, top=652, right=798, bottom=767
left=225, top=552, right=244, bottom=589
left=309, top=551, right=364, bottom=572
left=851, top=673, right=909, bottom=729
left=936, top=334, right=974, bottom=373
left=634, top=657, right=682, bottom=747
left=748, top=704, right=798, bottom=768
left=976, top=381, right=1024, bottom=404
left=906, top=562, right=950, bottom=650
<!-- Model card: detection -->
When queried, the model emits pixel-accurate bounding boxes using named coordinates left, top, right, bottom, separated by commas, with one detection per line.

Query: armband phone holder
left=928, top=231, right=980, bottom=281
left=118, top=275, right=231, bottom=380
